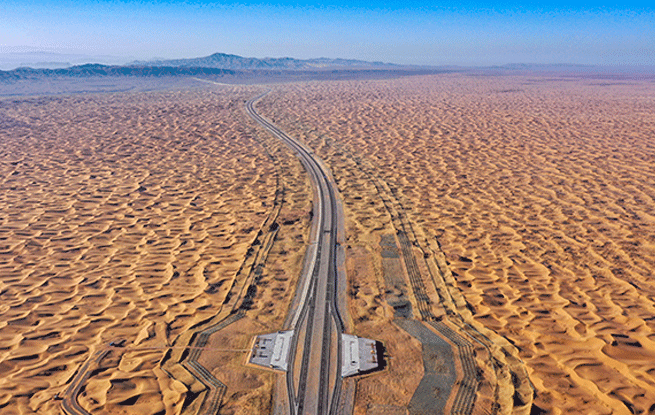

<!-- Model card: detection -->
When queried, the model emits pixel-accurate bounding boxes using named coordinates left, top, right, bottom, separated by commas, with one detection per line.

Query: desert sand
left=0, top=85, right=313, bottom=414
left=1, top=72, right=654, bottom=414
left=256, top=74, right=655, bottom=414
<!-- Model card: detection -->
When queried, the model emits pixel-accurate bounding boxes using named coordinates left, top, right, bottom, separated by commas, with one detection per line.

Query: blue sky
left=1, top=0, right=653, bottom=66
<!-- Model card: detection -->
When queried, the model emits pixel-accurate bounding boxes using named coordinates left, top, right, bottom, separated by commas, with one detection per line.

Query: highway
left=246, top=92, right=346, bottom=415
left=61, top=350, right=110, bottom=415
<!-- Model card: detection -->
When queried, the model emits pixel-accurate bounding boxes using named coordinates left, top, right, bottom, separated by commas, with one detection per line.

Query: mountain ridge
left=129, top=52, right=400, bottom=70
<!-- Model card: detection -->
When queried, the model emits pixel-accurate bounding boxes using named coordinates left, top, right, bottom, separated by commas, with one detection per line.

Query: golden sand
left=1, top=73, right=654, bottom=414
left=0, top=86, right=312, bottom=414
left=257, top=74, right=655, bottom=414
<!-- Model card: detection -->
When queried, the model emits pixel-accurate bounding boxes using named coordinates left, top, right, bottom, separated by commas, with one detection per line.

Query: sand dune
left=0, top=86, right=312, bottom=414
left=2, top=73, right=654, bottom=414
left=257, top=74, right=655, bottom=414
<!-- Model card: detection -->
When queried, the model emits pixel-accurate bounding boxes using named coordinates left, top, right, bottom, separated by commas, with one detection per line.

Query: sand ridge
left=164, top=91, right=315, bottom=415
left=2, top=74, right=654, bottom=414
left=0, top=86, right=293, bottom=413
left=256, top=74, right=655, bottom=414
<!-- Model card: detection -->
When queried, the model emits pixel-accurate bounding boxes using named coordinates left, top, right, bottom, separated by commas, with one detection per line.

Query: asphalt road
left=246, top=92, right=345, bottom=415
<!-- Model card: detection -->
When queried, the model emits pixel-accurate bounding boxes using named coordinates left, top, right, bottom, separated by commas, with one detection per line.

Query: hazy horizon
left=1, top=1, right=653, bottom=70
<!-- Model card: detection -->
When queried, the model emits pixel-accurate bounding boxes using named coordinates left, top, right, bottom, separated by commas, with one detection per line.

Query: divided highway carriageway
left=245, top=92, right=380, bottom=415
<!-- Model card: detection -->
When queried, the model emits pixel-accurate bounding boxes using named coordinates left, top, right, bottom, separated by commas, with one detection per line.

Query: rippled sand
left=258, top=74, right=655, bottom=414
left=0, top=86, right=313, bottom=414
left=2, top=73, right=654, bottom=414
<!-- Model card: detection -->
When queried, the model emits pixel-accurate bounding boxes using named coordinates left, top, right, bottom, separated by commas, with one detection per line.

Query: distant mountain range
left=0, top=53, right=409, bottom=83
left=0, top=49, right=132, bottom=71
left=0, top=64, right=239, bottom=80
left=130, top=52, right=399, bottom=70
left=3, top=53, right=650, bottom=88
left=0, top=54, right=434, bottom=96
left=0, top=52, right=400, bottom=78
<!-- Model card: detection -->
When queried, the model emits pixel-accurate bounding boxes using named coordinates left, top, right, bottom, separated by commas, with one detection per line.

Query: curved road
left=246, top=92, right=346, bottom=415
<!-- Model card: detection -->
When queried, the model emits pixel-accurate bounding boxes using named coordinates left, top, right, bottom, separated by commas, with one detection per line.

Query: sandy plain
left=0, top=85, right=313, bottom=414
left=1, top=72, right=654, bottom=415
left=256, top=73, right=655, bottom=414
